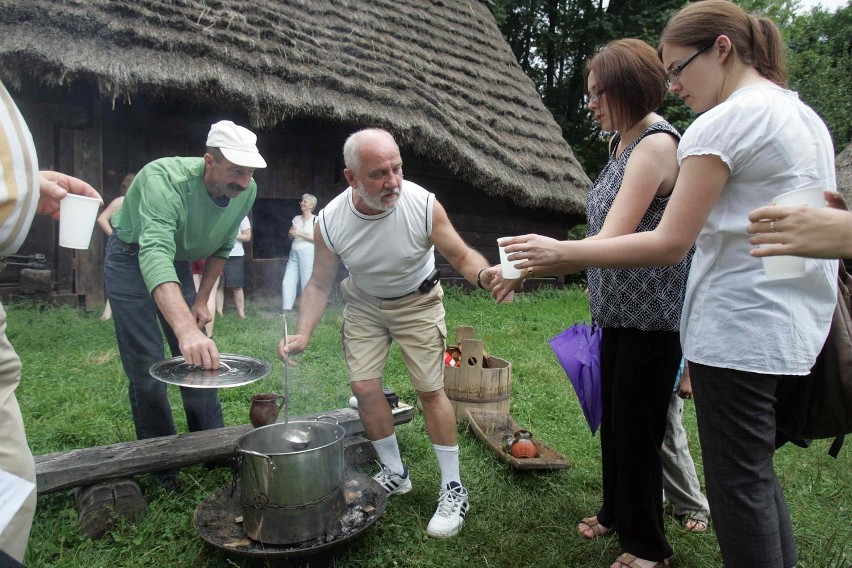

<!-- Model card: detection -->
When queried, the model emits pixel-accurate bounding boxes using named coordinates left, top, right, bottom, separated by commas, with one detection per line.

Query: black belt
left=377, top=269, right=441, bottom=300
left=379, top=290, right=418, bottom=301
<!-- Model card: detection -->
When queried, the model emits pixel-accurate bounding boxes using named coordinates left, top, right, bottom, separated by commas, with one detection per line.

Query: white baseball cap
left=206, top=120, right=267, bottom=169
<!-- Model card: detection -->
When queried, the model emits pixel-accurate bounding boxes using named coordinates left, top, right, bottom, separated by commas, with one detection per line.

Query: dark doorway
left=252, top=198, right=302, bottom=259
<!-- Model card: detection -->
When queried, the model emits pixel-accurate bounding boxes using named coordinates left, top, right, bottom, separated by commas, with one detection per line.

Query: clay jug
left=249, top=393, right=285, bottom=428
left=510, top=429, right=538, bottom=459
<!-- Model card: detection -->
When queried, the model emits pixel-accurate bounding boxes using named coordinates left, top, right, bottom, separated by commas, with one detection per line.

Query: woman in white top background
left=217, top=216, right=251, bottom=318
left=282, top=193, right=318, bottom=312
left=496, top=2, right=836, bottom=567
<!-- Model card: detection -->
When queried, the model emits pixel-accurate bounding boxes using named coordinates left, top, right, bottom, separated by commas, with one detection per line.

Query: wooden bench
left=35, top=403, right=414, bottom=537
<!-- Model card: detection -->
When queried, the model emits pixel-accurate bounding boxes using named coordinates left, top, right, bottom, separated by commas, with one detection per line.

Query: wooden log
left=35, top=403, right=413, bottom=495
left=19, top=269, right=52, bottom=294
left=48, top=292, right=80, bottom=307
left=343, top=435, right=378, bottom=467
left=72, top=437, right=376, bottom=540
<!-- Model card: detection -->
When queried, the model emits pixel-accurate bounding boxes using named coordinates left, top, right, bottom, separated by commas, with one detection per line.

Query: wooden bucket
left=444, top=334, right=511, bottom=423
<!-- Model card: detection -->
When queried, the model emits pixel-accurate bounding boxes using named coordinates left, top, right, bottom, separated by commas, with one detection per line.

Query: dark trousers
left=104, top=234, right=224, bottom=443
left=597, top=327, right=681, bottom=561
left=689, top=362, right=797, bottom=568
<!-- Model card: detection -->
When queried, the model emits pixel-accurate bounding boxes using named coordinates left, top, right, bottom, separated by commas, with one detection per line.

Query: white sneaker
left=373, top=463, right=412, bottom=496
left=426, top=482, right=469, bottom=538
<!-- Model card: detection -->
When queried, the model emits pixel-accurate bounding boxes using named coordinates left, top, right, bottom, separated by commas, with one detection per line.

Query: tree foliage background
left=491, top=0, right=852, bottom=177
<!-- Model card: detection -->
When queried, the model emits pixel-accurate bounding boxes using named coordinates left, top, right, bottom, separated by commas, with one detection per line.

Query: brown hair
left=119, top=173, right=136, bottom=195
left=659, top=0, right=787, bottom=87
left=585, top=39, right=668, bottom=131
left=206, top=147, right=225, bottom=162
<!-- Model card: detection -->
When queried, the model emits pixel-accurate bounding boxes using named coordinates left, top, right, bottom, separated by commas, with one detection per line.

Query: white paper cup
left=760, top=186, right=825, bottom=279
left=772, top=187, right=825, bottom=208
left=59, top=194, right=100, bottom=249
left=497, top=237, right=523, bottom=279
left=761, top=249, right=806, bottom=280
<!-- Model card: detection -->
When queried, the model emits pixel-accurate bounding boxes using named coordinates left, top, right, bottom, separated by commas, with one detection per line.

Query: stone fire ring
left=194, top=470, right=387, bottom=559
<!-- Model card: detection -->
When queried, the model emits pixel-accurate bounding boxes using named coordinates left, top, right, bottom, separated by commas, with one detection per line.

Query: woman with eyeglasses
left=570, top=38, right=690, bottom=568
left=496, top=2, right=836, bottom=567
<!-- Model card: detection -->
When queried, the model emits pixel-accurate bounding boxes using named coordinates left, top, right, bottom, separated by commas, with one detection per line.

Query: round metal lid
left=149, top=354, right=271, bottom=388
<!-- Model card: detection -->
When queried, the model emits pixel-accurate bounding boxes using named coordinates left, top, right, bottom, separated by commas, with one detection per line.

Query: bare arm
left=747, top=191, right=852, bottom=259
left=292, top=220, right=315, bottom=243
left=490, top=133, right=679, bottom=301
left=193, top=256, right=225, bottom=319
left=500, top=154, right=728, bottom=272
left=677, top=362, right=693, bottom=400
left=594, top=133, right=679, bottom=239
left=429, top=199, right=491, bottom=286
left=236, top=227, right=252, bottom=243
left=97, top=196, right=124, bottom=236
left=153, top=280, right=219, bottom=369
left=278, top=223, right=340, bottom=360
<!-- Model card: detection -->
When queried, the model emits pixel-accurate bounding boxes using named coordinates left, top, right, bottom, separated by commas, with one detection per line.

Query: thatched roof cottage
left=0, top=0, right=590, bottom=306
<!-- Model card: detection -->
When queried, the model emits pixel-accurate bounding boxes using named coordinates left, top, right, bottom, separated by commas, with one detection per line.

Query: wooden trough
left=465, top=409, right=570, bottom=471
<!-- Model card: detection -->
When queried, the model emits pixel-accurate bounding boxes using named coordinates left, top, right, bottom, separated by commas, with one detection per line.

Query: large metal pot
left=236, top=417, right=346, bottom=545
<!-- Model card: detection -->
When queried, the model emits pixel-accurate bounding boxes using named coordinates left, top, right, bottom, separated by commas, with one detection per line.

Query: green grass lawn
left=9, top=285, right=852, bottom=567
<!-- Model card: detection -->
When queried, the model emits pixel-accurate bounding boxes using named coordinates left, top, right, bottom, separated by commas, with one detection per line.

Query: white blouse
left=679, top=84, right=837, bottom=375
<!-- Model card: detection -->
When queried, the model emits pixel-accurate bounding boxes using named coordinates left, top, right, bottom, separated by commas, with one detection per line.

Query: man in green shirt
left=104, top=120, right=265, bottom=491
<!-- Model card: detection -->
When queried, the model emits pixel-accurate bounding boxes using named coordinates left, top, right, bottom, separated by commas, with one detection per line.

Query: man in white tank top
left=278, top=128, right=495, bottom=538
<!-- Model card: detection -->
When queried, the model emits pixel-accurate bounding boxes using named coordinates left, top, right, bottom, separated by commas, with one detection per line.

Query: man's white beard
left=356, top=182, right=399, bottom=212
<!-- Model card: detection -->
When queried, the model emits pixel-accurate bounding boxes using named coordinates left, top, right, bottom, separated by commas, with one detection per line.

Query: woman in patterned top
left=496, top=2, right=836, bottom=567
left=512, top=39, right=690, bottom=568
left=577, top=39, right=691, bottom=568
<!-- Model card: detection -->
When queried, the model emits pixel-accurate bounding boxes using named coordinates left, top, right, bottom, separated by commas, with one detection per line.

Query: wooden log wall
left=8, top=86, right=584, bottom=308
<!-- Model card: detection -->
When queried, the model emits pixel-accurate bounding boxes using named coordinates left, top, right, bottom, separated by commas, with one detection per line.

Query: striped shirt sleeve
left=0, top=81, right=39, bottom=257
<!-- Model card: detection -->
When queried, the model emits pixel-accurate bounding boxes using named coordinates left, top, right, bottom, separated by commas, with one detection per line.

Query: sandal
left=613, top=552, right=674, bottom=568
left=577, top=516, right=613, bottom=539
left=680, top=514, right=708, bottom=533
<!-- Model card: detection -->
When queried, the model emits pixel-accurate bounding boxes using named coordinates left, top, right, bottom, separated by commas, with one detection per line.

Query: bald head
left=343, top=128, right=403, bottom=215
left=343, top=129, right=398, bottom=173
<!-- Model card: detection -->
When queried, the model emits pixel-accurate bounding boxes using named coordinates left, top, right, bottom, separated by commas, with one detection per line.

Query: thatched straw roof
left=0, top=0, right=591, bottom=213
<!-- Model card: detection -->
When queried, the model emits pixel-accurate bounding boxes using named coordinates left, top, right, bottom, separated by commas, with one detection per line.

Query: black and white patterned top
left=586, top=121, right=694, bottom=331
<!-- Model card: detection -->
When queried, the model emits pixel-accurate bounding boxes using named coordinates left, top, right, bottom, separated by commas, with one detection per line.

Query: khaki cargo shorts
left=340, top=277, right=448, bottom=392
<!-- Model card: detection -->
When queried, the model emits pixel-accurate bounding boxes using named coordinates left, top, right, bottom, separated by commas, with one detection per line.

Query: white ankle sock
left=372, top=433, right=405, bottom=476
left=433, top=444, right=461, bottom=488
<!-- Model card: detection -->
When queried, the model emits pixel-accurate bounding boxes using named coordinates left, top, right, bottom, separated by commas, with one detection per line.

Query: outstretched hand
left=500, top=234, right=565, bottom=269
left=37, top=170, right=102, bottom=220
left=748, top=190, right=852, bottom=259
left=487, top=265, right=524, bottom=303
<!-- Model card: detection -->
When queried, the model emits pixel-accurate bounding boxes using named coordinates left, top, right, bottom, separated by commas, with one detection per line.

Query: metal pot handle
left=314, top=415, right=339, bottom=425
left=237, top=448, right=277, bottom=471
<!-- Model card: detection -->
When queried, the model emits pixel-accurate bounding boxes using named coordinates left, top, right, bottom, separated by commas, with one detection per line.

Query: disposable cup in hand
left=498, top=237, right=523, bottom=279
left=761, top=186, right=823, bottom=280
left=772, top=187, right=825, bottom=208
left=59, top=194, right=100, bottom=249
left=761, top=250, right=806, bottom=280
